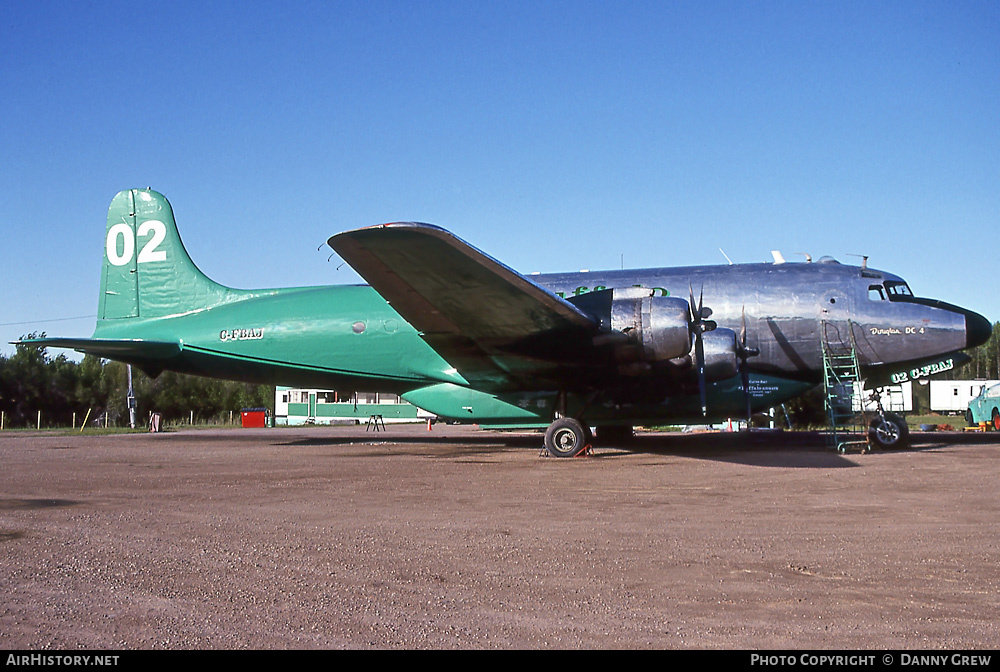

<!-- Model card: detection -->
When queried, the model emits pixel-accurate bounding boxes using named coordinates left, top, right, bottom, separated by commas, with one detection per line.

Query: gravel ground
left=1, top=424, right=998, bottom=650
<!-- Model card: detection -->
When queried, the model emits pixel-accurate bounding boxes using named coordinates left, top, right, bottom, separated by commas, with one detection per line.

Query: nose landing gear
left=868, top=411, right=910, bottom=450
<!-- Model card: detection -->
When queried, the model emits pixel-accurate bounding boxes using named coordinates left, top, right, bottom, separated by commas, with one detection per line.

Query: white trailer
left=930, top=380, right=1000, bottom=414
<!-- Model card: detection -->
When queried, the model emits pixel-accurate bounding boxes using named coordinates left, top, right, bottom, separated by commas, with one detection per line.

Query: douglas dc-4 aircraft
left=26, top=189, right=992, bottom=455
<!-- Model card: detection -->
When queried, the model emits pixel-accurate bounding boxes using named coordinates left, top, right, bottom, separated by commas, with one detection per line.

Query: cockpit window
left=868, top=285, right=886, bottom=301
left=885, top=281, right=914, bottom=300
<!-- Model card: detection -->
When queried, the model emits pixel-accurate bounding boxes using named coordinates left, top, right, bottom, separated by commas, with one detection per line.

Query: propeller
left=689, top=284, right=717, bottom=416
left=737, top=306, right=761, bottom=425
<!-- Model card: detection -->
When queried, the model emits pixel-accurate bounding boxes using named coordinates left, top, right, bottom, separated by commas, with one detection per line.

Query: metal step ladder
left=883, top=385, right=906, bottom=412
left=821, top=320, right=869, bottom=453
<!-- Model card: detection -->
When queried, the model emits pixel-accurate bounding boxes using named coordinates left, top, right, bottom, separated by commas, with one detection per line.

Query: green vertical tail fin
left=98, top=188, right=248, bottom=322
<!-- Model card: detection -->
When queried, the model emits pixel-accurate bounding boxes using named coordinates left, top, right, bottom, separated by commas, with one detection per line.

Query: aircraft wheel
left=868, top=413, right=909, bottom=450
left=544, top=418, right=588, bottom=457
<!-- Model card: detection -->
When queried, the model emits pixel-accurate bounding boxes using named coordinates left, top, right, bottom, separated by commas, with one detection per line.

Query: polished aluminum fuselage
left=538, top=260, right=974, bottom=382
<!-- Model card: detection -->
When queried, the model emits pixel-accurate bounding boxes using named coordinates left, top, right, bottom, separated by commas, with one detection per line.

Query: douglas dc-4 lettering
left=25, top=189, right=991, bottom=455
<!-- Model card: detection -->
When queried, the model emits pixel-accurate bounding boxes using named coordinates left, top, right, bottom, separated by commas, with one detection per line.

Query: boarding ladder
left=821, top=320, right=869, bottom=453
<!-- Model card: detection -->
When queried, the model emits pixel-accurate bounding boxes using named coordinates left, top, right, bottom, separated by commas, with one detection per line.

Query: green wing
left=329, top=223, right=599, bottom=390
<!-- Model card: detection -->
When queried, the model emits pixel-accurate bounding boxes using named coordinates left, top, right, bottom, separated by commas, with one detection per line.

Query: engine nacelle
left=698, top=328, right=739, bottom=383
left=609, top=288, right=690, bottom=362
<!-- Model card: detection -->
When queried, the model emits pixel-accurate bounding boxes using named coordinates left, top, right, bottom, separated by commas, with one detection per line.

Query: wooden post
left=37, top=410, right=41, bottom=430
left=80, top=408, right=92, bottom=433
left=73, top=412, right=76, bottom=429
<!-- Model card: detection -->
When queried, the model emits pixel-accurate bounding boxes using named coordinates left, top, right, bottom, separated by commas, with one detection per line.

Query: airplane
left=24, top=188, right=992, bottom=456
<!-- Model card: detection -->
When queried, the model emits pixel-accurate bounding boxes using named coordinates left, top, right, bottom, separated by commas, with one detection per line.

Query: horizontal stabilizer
left=15, top=337, right=182, bottom=362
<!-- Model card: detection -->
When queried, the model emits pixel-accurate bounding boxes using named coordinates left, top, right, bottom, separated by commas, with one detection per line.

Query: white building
left=274, top=387, right=434, bottom=425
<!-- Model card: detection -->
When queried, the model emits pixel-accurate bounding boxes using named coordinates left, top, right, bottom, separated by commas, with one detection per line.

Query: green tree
left=0, top=342, right=274, bottom=429
left=942, top=322, right=1000, bottom=381
left=1, top=333, right=79, bottom=427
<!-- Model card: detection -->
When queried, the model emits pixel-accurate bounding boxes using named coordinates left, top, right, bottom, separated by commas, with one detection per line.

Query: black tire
left=966, top=408, right=975, bottom=427
left=868, top=412, right=910, bottom=450
left=544, top=418, right=588, bottom=457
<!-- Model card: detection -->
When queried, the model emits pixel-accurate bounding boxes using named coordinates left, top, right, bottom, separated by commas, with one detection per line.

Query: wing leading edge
left=329, top=223, right=599, bottom=389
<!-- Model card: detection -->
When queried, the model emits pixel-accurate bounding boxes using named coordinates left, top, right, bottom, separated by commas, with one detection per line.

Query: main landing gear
left=541, top=418, right=635, bottom=457
left=543, top=418, right=592, bottom=458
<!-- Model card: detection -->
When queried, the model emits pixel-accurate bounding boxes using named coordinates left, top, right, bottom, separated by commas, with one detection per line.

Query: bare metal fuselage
left=539, top=261, right=982, bottom=382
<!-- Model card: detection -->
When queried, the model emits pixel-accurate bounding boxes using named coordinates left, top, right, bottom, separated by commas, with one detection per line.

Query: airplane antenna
left=719, top=248, right=733, bottom=265
left=796, top=252, right=813, bottom=263
left=846, top=254, right=869, bottom=269
left=324, top=251, right=347, bottom=270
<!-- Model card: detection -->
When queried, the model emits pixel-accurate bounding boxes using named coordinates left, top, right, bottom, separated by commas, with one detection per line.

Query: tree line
left=952, top=321, right=1000, bottom=381
left=0, top=334, right=273, bottom=429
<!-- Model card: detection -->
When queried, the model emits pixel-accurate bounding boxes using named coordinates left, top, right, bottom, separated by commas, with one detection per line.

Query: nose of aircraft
left=966, top=310, right=993, bottom=349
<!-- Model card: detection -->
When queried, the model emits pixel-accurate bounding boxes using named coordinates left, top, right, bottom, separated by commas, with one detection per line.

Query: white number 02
left=106, top=220, right=167, bottom=266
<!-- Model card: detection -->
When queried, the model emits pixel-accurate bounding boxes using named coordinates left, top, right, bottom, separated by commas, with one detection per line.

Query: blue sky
left=2, top=0, right=998, bottom=357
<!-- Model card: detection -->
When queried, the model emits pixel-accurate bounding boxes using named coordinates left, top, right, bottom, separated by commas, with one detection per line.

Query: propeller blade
left=742, top=357, right=752, bottom=424
left=689, top=283, right=708, bottom=416
left=737, top=306, right=760, bottom=425
left=696, top=333, right=707, bottom=416
left=740, top=307, right=750, bottom=423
